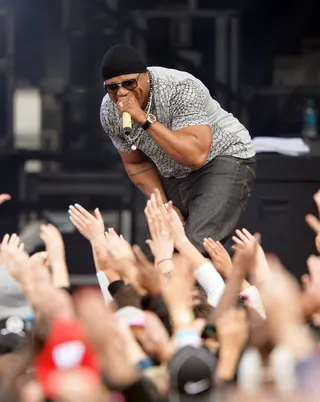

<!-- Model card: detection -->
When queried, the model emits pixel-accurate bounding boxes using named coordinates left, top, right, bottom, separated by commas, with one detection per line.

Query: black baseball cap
left=169, top=346, right=217, bottom=402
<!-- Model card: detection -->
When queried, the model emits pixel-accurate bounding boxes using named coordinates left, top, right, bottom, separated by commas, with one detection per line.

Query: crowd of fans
left=1, top=188, right=320, bottom=402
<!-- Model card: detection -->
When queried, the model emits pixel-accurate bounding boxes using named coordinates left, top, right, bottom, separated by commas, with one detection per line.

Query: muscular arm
left=150, top=79, right=213, bottom=169
left=142, top=123, right=212, bottom=170
left=119, top=79, right=213, bottom=171
left=120, top=150, right=168, bottom=201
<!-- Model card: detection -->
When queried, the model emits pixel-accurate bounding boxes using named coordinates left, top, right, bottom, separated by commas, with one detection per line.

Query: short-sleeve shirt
left=100, top=66, right=255, bottom=178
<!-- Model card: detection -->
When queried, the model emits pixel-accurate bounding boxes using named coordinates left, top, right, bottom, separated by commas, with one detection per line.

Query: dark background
left=0, top=0, right=320, bottom=283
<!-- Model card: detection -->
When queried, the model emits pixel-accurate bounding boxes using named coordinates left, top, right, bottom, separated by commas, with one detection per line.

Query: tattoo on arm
left=128, top=166, right=155, bottom=177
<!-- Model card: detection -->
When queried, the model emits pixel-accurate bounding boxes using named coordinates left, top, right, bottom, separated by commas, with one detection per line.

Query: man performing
left=100, top=45, right=256, bottom=255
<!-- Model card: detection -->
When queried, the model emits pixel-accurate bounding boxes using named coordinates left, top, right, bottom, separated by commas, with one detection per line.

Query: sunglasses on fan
left=104, top=73, right=141, bottom=94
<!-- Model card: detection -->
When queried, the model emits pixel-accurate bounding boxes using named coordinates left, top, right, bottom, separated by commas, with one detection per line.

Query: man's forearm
left=125, top=160, right=167, bottom=201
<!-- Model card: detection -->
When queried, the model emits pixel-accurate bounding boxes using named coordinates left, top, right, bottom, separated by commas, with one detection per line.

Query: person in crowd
left=0, top=188, right=320, bottom=401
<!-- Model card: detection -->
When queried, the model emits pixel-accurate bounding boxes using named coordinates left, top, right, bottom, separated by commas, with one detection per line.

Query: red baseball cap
left=35, top=318, right=100, bottom=398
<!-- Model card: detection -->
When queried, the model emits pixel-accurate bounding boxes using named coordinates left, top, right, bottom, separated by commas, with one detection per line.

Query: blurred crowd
left=1, top=189, right=320, bottom=402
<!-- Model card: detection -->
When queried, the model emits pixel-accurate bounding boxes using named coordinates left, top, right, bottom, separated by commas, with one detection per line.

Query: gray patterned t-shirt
left=100, top=66, right=255, bottom=178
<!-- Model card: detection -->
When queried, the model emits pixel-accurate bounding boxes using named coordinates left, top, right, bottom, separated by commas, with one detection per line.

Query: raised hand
left=306, top=190, right=320, bottom=253
left=40, top=224, right=66, bottom=266
left=1, top=233, right=28, bottom=284
left=301, top=255, right=320, bottom=319
left=232, top=228, right=260, bottom=251
left=105, top=228, right=135, bottom=264
left=216, top=307, right=249, bottom=357
left=1, top=232, right=24, bottom=250
left=68, top=204, right=105, bottom=244
left=260, top=255, right=300, bottom=314
left=104, top=229, right=141, bottom=290
left=133, top=245, right=161, bottom=295
left=169, top=204, right=189, bottom=250
left=91, top=234, right=119, bottom=281
left=302, top=255, right=320, bottom=295
left=27, top=254, right=52, bottom=294
left=0, top=193, right=11, bottom=205
left=29, top=251, right=49, bottom=265
left=26, top=255, right=74, bottom=321
left=40, top=223, right=69, bottom=288
left=135, top=311, right=175, bottom=363
left=215, top=307, right=249, bottom=382
left=260, top=255, right=314, bottom=359
left=172, top=206, right=185, bottom=224
left=145, top=189, right=174, bottom=263
left=1, top=234, right=47, bottom=307
left=314, top=189, right=320, bottom=211
left=160, top=251, right=195, bottom=326
left=76, top=289, right=139, bottom=388
left=231, top=229, right=260, bottom=278
left=203, top=238, right=233, bottom=278
left=232, top=228, right=270, bottom=283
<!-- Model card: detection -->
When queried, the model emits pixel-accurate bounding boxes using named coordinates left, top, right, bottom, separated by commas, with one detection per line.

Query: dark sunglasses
left=104, top=73, right=141, bottom=94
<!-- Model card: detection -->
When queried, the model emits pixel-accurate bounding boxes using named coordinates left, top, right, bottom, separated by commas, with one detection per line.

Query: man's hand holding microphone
left=117, top=94, right=147, bottom=135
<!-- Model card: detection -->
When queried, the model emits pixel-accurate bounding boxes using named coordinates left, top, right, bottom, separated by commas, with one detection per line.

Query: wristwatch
left=142, top=113, right=157, bottom=130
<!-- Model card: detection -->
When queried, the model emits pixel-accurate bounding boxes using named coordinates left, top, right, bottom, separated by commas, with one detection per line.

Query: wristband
left=195, top=261, right=215, bottom=272
left=96, top=271, right=113, bottom=302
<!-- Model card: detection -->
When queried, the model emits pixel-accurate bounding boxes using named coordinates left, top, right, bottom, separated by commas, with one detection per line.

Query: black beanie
left=101, top=45, right=147, bottom=81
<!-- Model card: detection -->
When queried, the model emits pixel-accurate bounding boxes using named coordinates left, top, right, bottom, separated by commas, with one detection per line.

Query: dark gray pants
left=161, top=156, right=256, bottom=255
